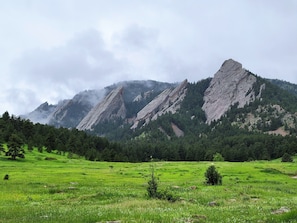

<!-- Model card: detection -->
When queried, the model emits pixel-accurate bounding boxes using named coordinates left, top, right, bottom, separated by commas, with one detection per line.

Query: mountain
left=24, top=59, right=297, bottom=142
left=268, top=79, right=297, bottom=97
left=202, top=59, right=264, bottom=123
left=131, top=79, right=188, bottom=129
left=24, top=80, right=176, bottom=128
left=25, top=89, right=105, bottom=127
left=21, top=58, right=297, bottom=162
left=77, top=86, right=126, bottom=131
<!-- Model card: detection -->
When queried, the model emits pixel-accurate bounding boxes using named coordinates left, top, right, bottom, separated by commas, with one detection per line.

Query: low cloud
left=2, top=1, right=297, bottom=115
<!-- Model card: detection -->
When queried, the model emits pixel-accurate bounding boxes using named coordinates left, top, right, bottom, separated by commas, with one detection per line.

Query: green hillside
left=1, top=75, right=297, bottom=163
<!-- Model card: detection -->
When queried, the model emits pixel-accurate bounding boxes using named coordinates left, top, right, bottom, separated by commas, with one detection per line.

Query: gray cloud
left=12, top=29, right=122, bottom=86
left=8, top=29, right=126, bottom=114
left=1, top=1, right=297, bottom=115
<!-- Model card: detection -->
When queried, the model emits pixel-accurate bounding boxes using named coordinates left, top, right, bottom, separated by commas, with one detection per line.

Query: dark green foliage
left=281, top=153, right=293, bottom=162
left=0, top=112, right=119, bottom=161
left=259, top=77, right=297, bottom=113
left=6, top=134, right=25, bottom=160
left=213, top=153, right=224, bottom=162
left=156, top=189, right=178, bottom=202
left=0, top=144, right=4, bottom=154
left=147, top=165, right=177, bottom=202
left=205, top=165, right=222, bottom=185
left=2, top=75, right=297, bottom=163
left=268, top=79, right=297, bottom=97
left=147, top=166, right=158, bottom=198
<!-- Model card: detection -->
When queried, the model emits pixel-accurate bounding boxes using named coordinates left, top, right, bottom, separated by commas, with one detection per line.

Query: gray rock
left=131, top=80, right=188, bottom=129
left=271, top=207, right=290, bottom=214
left=77, top=86, right=126, bottom=130
left=202, top=59, right=260, bottom=124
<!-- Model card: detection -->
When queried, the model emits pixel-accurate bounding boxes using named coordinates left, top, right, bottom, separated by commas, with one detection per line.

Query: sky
left=1, top=0, right=297, bottom=115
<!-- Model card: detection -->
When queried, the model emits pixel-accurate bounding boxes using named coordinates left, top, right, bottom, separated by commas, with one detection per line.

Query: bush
left=147, top=165, right=178, bottom=202
left=205, top=165, right=222, bottom=185
left=213, top=153, right=224, bottom=162
left=147, top=165, right=158, bottom=198
left=281, top=153, right=293, bottom=162
left=156, top=189, right=178, bottom=202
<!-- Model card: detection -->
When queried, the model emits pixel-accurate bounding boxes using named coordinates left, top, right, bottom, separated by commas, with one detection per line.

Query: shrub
left=147, top=165, right=158, bottom=198
left=205, top=165, right=222, bottom=185
left=156, top=189, right=178, bottom=202
left=213, top=153, right=224, bottom=162
left=147, top=165, right=178, bottom=202
left=281, top=153, right=293, bottom=162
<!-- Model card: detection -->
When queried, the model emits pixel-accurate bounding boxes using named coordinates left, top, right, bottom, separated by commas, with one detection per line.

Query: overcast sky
left=1, top=0, right=297, bottom=115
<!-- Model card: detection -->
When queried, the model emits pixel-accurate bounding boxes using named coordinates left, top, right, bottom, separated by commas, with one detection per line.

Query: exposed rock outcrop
left=131, top=80, right=188, bottom=129
left=202, top=59, right=259, bottom=124
left=24, top=102, right=57, bottom=124
left=24, top=90, right=105, bottom=127
left=77, top=86, right=126, bottom=130
left=48, top=89, right=105, bottom=128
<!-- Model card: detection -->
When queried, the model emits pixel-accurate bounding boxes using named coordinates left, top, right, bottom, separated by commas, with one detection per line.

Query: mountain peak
left=202, top=59, right=258, bottom=123
left=219, top=59, right=242, bottom=73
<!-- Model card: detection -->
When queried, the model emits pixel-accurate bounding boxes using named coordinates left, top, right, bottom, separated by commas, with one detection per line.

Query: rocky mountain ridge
left=131, top=79, right=188, bottom=129
left=23, top=59, right=297, bottom=140
left=77, top=86, right=126, bottom=131
left=25, top=89, right=105, bottom=127
left=202, top=59, right=265, bottom=123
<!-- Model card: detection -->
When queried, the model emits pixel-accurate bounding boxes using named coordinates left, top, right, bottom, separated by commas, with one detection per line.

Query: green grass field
left=0, top=149, right=297, bottom=223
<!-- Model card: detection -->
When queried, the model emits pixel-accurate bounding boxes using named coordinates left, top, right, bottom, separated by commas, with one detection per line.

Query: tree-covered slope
left=268, top=78, right=297, bottom=97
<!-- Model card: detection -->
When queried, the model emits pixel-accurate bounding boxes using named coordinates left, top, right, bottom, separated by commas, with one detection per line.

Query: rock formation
left=77, top=86, right=126, bottom=130
left=131, top=80, right=188, bottom=129
left=202, top=59, right=258, bottom=124
left=48, top=89, right=104, bottom=127
left=24, top=102, right=57, bottom=124
left=24, top=89, right=105, bottom=127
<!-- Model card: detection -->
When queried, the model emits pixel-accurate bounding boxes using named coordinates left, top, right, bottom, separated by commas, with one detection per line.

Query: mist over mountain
left=12, top=58, right=297, bottom=162
left=24, top=59, right=297, bottom=143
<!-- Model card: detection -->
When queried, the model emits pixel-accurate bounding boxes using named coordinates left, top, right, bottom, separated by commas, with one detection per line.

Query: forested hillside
left=117, top=77, right=297, bottom=162
left=0, top=112, right=117, bottom=161
left=3, top=59, right=297, bottom=163
left=268, top=79, right=297, bottom=97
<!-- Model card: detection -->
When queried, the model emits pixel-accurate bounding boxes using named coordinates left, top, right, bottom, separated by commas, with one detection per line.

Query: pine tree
left=6, top=134, right=25, bottom=160
left=205, top=165, right=222, bottom=185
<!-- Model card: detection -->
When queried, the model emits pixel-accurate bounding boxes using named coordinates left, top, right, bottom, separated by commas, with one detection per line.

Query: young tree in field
left=6, top=134, right=25, bottom=160
left=205, top=165, right=222, bottom=185
left=147, top=165, right=158, bottom=198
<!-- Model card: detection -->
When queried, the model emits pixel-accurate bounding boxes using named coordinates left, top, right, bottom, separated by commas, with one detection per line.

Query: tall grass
left=0, top=149, right=296, bottom=222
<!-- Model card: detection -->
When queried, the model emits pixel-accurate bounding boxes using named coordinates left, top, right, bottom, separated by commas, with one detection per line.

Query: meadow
left=0, top=149, right=297, bottom=223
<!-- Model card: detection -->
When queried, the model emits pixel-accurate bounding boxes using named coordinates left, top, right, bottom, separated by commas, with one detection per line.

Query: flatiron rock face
left=77, top=86, right=126, bottom=130
left=131, top=79, right=188, bottom=129
left=202, top=59, right=258, bottom=124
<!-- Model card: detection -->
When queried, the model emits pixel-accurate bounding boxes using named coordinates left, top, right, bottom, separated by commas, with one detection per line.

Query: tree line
left=0, top=111, right=117, bottom=161
left=0, top=110, right=296, bottom=162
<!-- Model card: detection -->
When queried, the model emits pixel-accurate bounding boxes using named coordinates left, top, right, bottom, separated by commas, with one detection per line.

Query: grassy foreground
left=0, top=149, right=297, bottom=223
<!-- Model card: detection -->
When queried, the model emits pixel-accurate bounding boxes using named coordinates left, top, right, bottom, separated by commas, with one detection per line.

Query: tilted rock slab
left=77, top=86, right=126, bottom=130
left=131, top=79, right=188, bottom=129
left=202, top=59, right=259, bottom=124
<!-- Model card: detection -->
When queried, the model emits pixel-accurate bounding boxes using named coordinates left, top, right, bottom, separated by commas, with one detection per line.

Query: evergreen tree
left=281, top=153, right=293, bottom=162
left=6, top=134, right=25, bottom=160
left=205, top=165, right=222, bottom=185
left=147, top=165, right=158, bottom=198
